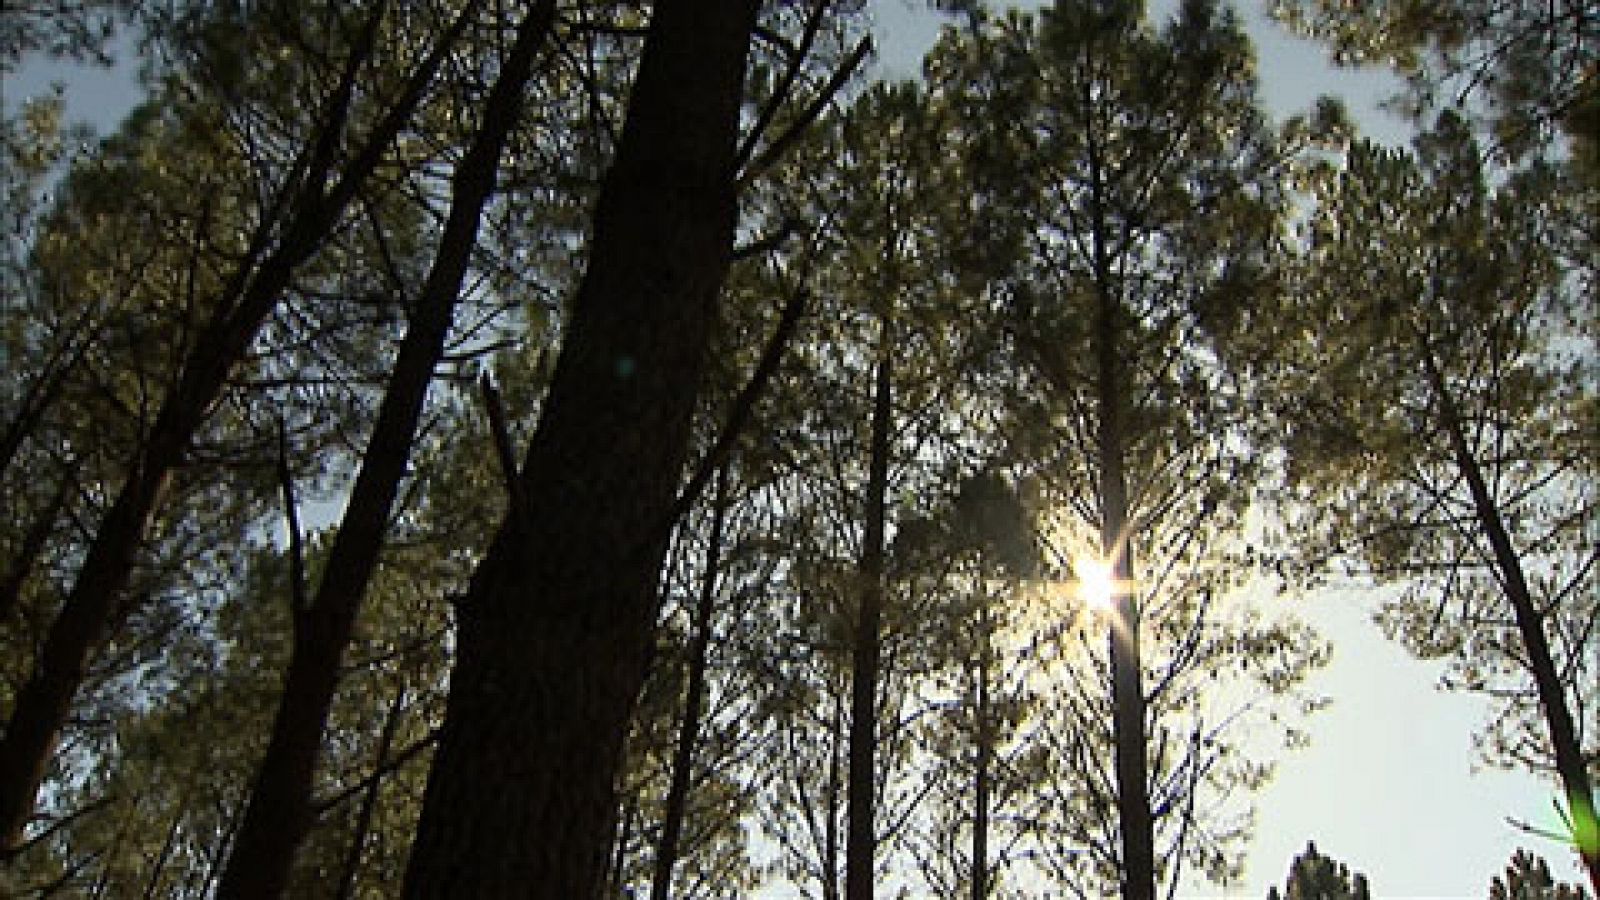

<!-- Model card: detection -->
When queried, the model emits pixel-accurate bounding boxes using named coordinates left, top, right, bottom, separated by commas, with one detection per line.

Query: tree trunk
left=216, top=6, right=554, bottom=895
left=824, top=689, right=844, bottom=900
left=139, top=810, right=184, bottom=900
left=651, top=463, right=732, bottom=900
left=846, top=318, right=893, bottom=900
left=971, top=601, right=992, bottom=900
left=334, top=686, right=408, bottom=900
left=1095, top=269, right=1154, bottom=900
left=0, top=1, right=468, bottom=852
left=399, top=2, right=758, bottom=895
left=0, top=482, right=66, bottom=626
left=1420, top=341, right=1599, bottom=893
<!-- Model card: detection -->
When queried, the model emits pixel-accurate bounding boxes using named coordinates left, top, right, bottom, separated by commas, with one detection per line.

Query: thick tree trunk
left=1420, top=343, right=1599, bottom=892
left=651, top=464, right=732, bottom=900
left=399, top=2, right=758, bottom=895
left=0, top=2, right=467, bottom=853
left=216, top=6, right=554, bottom=896
left=1095, top=274, right=1154, bottom=900
left=845, top=319, right=893, bottom=900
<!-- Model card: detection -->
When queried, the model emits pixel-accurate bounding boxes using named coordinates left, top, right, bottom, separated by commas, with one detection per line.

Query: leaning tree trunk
left=651, top=462, right=732, bottom=900
left=333, top=686, right=408, bottom=900
left=0, top=0, right=470, bottom=853
left=215, top=5, right=555, bottom=896
left=845, top=317, right=893, bottom=900
left=1420, top=340, right=1599, bottom=893
left=399, top=2, right=759, bottom=895
left=1094, top=270, right=1155, bottom=900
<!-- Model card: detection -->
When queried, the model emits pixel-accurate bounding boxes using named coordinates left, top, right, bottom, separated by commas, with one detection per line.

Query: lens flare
left=1074, top=555, right=1117, bottom=611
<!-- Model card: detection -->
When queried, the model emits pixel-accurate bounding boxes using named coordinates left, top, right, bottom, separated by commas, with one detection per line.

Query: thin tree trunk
left=651, top=463, right=733, bottom=900
left=216, top=6, right=554, bottom=896
left=845, top=317, right=893, bottom=900
left=0, top=1, right=471, bottom=852
left=0, top=304, right=100, bottom=485
left=1419, top=340, right=1599, bottom=892
left=1095, top=267, right=1154, bottom=900
left=971, top=602, right=992, bottom=900
left=0, top=482, right=66, bottom=625
left=139, top=809, right=184, bottom=900
left=824, top=689, right=844, bottom=900
left=399, top=2, right=759, bottom=894
left=333, top=686, right=408, bottom=900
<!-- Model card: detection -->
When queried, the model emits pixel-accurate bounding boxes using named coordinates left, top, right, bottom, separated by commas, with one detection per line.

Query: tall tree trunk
left=216, top=6, right=554, bottom=896
left=971, top=601, right=992, bottom=900
left=0, top=1, right=470, bottom=852
left=333, top=686, right=409, bottom=900
left=651, top=463, right=732, bottom=900
left=1419, top=340, right=1599, bottom=892
left=824, top=688, right=844, bottom=900
left=845, top=318, right=893, bottom=900
left=1095, top=273, right=1154, bottom=900
left=399, top=2, right=759, bottom=894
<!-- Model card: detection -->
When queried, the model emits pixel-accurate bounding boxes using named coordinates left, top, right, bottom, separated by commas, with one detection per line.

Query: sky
left=3, top=2, right=1589, bottom=897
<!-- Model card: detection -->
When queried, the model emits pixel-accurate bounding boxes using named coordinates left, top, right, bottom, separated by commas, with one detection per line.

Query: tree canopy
left=1, top=0, right=1593, bottom=897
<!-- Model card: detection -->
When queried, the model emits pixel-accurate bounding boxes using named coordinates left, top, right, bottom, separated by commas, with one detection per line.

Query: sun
left=1073, top=554, right=1118, bottom=611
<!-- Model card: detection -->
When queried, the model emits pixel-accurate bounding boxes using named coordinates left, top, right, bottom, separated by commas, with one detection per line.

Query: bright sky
left=4, top=2, right=1587, bottom=897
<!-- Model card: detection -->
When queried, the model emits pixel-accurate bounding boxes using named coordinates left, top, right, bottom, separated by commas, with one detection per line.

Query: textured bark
left=651, top=464, right=731, bottom=900
left=216, top=5, right=554, bottom=896
left=1095, top=264, right=1154, bottom=900
left=845, top=320, right=893, bottom=900
left=399, top=2, right=759, bottom=895
left=1420, top=340, right=1599, bottom=893
left=0, top=0, right=470, bottom=853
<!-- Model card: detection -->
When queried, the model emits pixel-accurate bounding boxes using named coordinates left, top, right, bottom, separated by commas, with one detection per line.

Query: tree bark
left=651, top=463, right=732, bottom=900
left=216, top=5, right=554, bottom=895
left=0, top=1, right=469, bottom=853
left=399, top=2, right=759, bottom=895
left=1094, top=262, right=1154, bottom=900
left=845, top=317, right=893, bottom=900
left=824, top=689, right=844, bottom=900
left=971, top=602, right=992, bottom=900
left=1419, top=340, right=1599, bottom=893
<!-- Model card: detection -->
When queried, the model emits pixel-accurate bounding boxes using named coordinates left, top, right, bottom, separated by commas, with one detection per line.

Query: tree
left=398, top=2, right=765, bottom=893
left=927, top=3, right=1328, bottom=896
left=1491, top=849, right=1593, bottom=900
left=215, top=2, right=558, bottom=894
left=0, top=0, right=472, bottom=853
left=1269, top=0, right=1599, bottom=165
left=0, top=0, right=139, bottom=71
left=1278, top=115, right=1598, bottom=890
left=1265, top=841, right=1371, bottom=900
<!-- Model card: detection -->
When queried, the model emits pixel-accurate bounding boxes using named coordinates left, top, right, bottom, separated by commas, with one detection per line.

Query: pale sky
left=4, top=2, right=1588, bottom=897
